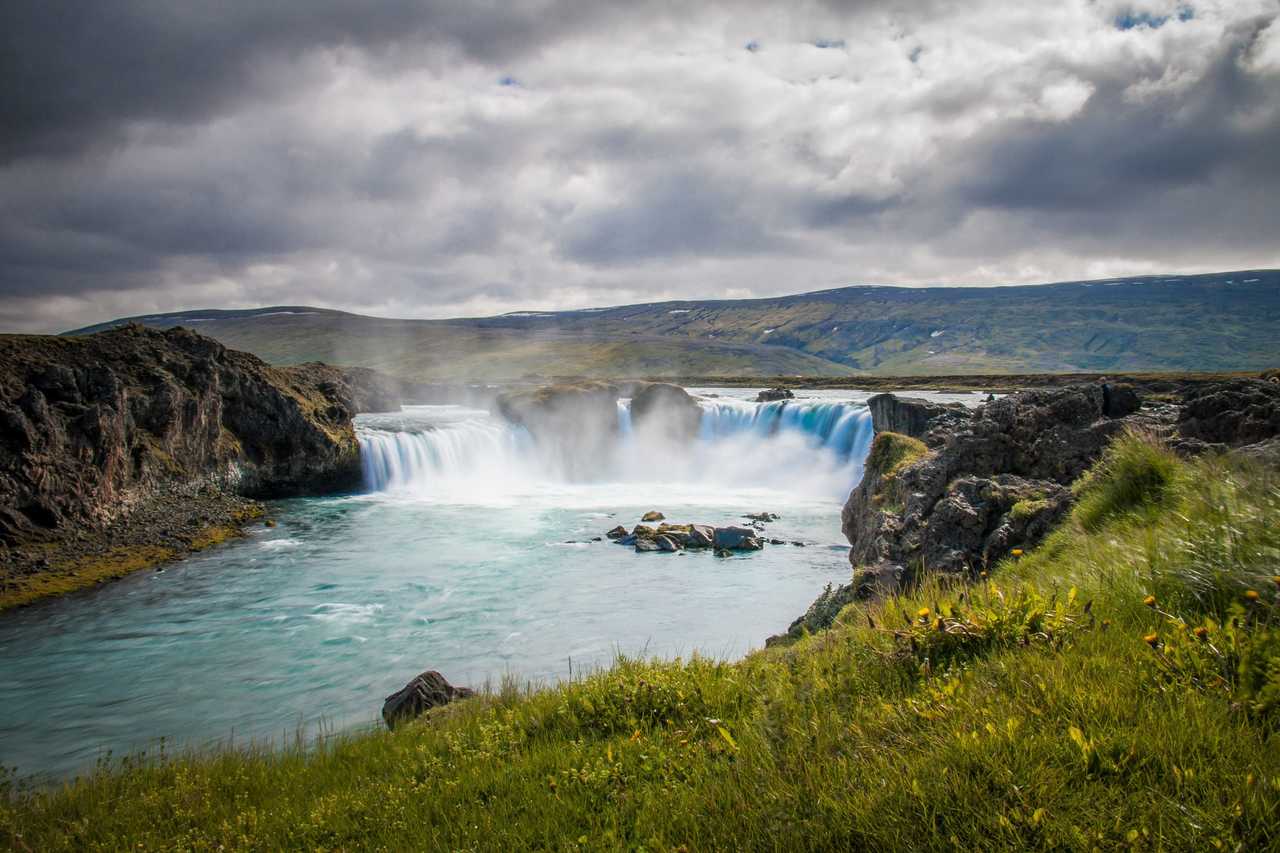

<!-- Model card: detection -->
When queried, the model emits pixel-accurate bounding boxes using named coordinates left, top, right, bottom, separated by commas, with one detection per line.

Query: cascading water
left=355, top=394, right=876, bottom=501
left=358, top=408, right=530, bottom=492
left=696, top=398, right=873, bottom=461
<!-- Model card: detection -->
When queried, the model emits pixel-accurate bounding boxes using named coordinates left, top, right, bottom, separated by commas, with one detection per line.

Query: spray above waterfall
left=357, top=390, right=875, bottom=501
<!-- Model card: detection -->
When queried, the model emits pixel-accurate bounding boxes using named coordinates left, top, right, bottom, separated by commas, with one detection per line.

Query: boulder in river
left=744, top=512, right=779, bottom=523
left=605, top=525, right=628, bottom=539
left=494, top=381, right=621, bottom=478
left=382, top=671, right=476, bottom=730
left=629, top=383, right=703, bottom=442
left=688, top=524, right=715, bottom=548
left=631, top=524, right=657, bottom=539
left=756, top=387, right=794, bottom=402
left=641, top=510, right=665, bottom=522
left=656, top=535, right=682, bottom=552
left=656, top=523, right=693, bottom=545
left=714, top=526, right=764, bottom=551
left=635, top=539, right=662, bottom=553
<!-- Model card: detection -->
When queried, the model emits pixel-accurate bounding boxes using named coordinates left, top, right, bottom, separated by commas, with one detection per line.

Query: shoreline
left=0, top=493, right=266, bottom=613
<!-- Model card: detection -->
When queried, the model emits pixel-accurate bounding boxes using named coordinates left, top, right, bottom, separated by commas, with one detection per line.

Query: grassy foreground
left=3, top=437, right=1278, bottom=850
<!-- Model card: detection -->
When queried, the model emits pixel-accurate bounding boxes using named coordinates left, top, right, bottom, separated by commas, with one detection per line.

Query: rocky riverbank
left=775, top=376, right=1280, bottom=643
left=0, top=324, right=402, bottom=610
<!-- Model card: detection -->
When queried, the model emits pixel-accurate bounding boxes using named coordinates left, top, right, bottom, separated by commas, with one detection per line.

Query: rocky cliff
left=776, top=378, right=1280, bottom=643
left=0, top=324, right=389, bottom=609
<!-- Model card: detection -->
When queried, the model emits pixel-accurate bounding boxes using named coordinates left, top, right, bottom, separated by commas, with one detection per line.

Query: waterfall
left=697, top=399, right=873, bottom=462
left=357, top=396, right=875, bottom=499
left=357, top=408, right=532, bottom=492
left=616, top=399, right=633, bottom=436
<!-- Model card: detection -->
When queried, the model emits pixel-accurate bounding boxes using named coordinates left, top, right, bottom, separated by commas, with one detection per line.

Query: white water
left=357, top=394, right=875, bottom=502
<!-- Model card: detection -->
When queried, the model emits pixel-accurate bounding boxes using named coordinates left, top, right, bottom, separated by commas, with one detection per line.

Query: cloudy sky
left=2, top=0, right=1278, bottom=333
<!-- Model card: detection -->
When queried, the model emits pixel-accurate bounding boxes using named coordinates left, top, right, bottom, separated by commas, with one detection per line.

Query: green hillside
left=463, top=269, right=1280, bottom=374
left=69, top=270, right=1280, bottom=379
left=70, top=309, right=857, bottom=381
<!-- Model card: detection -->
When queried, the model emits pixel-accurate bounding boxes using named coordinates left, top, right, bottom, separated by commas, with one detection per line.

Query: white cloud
left=1, top=0, right=1278, bottom=332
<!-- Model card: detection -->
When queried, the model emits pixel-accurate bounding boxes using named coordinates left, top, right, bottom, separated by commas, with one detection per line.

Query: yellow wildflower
left=917, top=607, right=931, bottom=619
left=1143, top=595, right=1156, bottom=608
left=1245, top=590, right=1260, bottom=602
left=1011, top=548, right=1023, bottom=557
left=1143, top=633, right=1159, bottom=647
left=1193, top=626, right=1209, bottom=640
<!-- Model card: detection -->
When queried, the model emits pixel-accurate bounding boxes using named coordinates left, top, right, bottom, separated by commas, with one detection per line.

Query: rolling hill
left=68, top=270, right=1280, bottom=380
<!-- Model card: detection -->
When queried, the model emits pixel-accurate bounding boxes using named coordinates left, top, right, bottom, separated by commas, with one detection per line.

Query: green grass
left=3, top=437, right=1279, bottom=850
left=1073, top=430, right=1186, bottom=532
left=865, top=431, right=930, bottom=479
left=864, top=431, right=929, bottom=513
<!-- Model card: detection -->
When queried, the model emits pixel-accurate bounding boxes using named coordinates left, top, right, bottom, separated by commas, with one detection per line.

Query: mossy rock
left=866, top=431, right=929, bottom=479
left=1009, top=498, right=1051, bottom=522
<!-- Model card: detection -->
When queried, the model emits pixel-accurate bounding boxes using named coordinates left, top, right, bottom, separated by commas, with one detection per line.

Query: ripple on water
left=321, top=636, right=369, bottom=646
left=308, top=603, right=384, bottom=624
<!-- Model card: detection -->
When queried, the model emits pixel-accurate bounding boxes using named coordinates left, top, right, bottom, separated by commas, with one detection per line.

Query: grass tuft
left=1074, top=431, right=1184, bottom=531
left=865, top=431, right=929, bottom=479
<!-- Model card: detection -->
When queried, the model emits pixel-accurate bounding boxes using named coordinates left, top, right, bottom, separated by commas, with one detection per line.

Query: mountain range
left=68, top=270, right=1280, bottom=380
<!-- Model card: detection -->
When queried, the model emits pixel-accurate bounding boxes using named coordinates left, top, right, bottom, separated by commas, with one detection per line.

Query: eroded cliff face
left=841, top=384, right=1151, bottom=599
left=776, top=378, right=1280, bottom=644
left=0, top=325, right=380, bottom=605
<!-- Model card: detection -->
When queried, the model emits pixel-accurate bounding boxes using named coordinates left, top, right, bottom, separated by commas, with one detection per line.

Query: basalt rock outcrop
left=299, top=364, right=407, bottom=414
left=756, top=387, right=794, bottom=402
left=775, top=378, right=1280, bottom=643
left=0, top=324, right=389, bottom=606
left=495, top=381, right=622, bottom=477
left=495, top=381, right=705, bottom=473
left=865, top=393, right=972, bottom=446
left=629, top=383, right=702, bottom=441
left=842, top=384, right=1168, bottom=598
left=1177, top=379, right=1280, bottom=448
left=496, top=381, right=621, bottom=438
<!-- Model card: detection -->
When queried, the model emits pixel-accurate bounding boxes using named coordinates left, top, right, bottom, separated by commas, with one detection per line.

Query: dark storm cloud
left=0, top=0, right=567, bottom=162
left=0, top=0, right=942, bottom=164
left=0, top=0, right=1278, bottom=332
left=912, top=14, right=1280, bottom=260
left=950, top=18, right=1280, bottom=213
